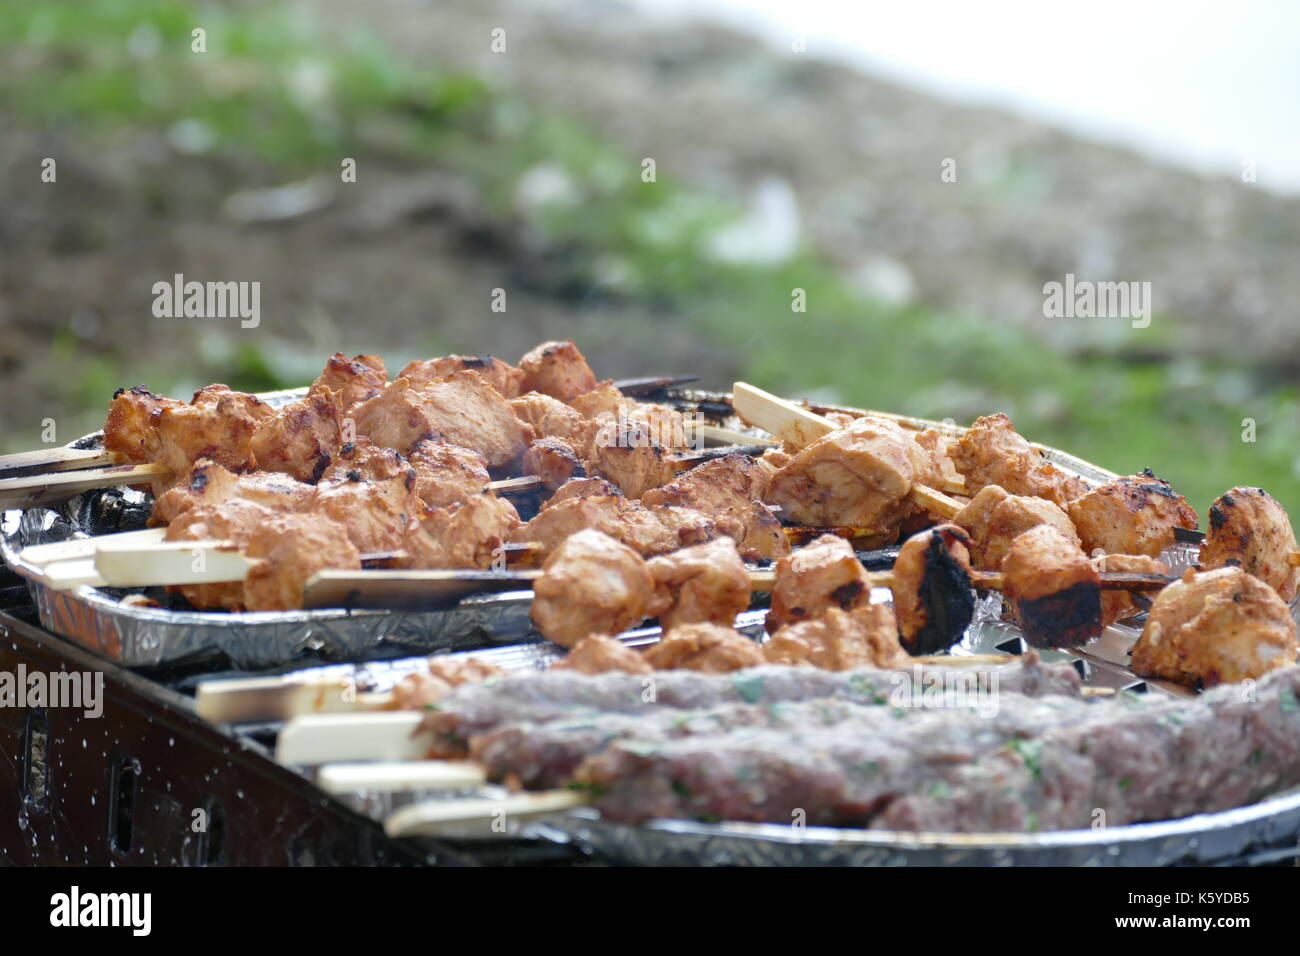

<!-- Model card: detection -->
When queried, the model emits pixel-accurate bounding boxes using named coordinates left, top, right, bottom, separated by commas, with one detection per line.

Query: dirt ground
left=3, top=0, right=1297, bottom=450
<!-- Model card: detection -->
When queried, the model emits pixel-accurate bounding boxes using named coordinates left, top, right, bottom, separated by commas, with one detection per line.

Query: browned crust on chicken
left=891, top=524, right=975, bottom=654
left=407, top=438, right=491, bottom=508
left=152, top=385, right=273, bottom=483
left=309, top=353, right=388, bottom=409
left=641, top=622, right=764, bottom=673
left=249, top=389, right=342, bottom=483
left=150, top=459, right=310, bottom=526
left=523, top=437, right=585, bottom=492
left=1200, top=487, right=1300, bottom=603
left=103, top=385, right=182, bottom=463
left=1067, top=471, right=1198, bottom=558
left=349, top=371, right=528, bottom=469
left=1132, top=566, right=1298, bottom=688
left=400, top=494, right=520, bottom=569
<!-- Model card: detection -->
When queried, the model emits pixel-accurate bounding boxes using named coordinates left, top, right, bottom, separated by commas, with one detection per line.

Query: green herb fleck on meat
left=733, top=674, right=765, bottom=704
left=1281, top=687, right=1298, bottom=714
left=1009, top=739, right=1044, bottom=781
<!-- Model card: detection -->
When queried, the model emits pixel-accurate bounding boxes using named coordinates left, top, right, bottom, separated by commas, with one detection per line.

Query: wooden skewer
left=317, top=761, right=486, bottom=795
left=0, top=446, right=118, bottom=477
left=196, top=670, right=395, bottom=723
left=276, top=712, right=429, bottom=764
left=0, top=463, right=168, bottom=511
left=16, top=528, right=167, bottom=569
left=384, top=791, right=587, bottom=838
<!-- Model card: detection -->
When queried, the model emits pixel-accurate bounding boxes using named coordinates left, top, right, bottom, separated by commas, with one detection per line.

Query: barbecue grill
left=3, top=388, right=1300, bottom=866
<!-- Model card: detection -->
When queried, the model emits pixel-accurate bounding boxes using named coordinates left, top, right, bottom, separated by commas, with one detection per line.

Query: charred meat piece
left=642, top=622, right=765, bottom=673
left=890, top=524, right=976, bottom=655
left=407, top=438, right=491, bottom=509
left=550, top=635, right=651, bottom=675
left=349, top=371, right=528, bottom=469
left=103, top=385, right=183, bottom=463
left=646, top=537, right=751, bottom=630
left=523, top=438, right=585, bottom=492
left=517, top=339, right=598, bottom=402
left=1093, top=553, right=1170, bottom=627
left=1000, top=525, right=1101, bottom=648
left=1131, top=566, right=1297, bottom=688
left=954, top=484, right=1079, bottom=571
left=766, top=417, right=927, bottom=535
left=398, top=355, right=525, bottom=399
left=764, top=605, right=907, bottom=670
left=530, top=529, right=655, bottom=648
left=1200, top=487, right=1300, bottom=602
left=150, top=459, right=311, bottom=525
left=1067, top=471, right=1198, bottom=558
left=766, top=533, right=875, bottom=633
left=400, top=494, right=521, bottom=570
left=249, top=388, right=342, bottom=483
left=950, top=413, right=1089, bottom=509
left=309, top=353, right=388, bottom=409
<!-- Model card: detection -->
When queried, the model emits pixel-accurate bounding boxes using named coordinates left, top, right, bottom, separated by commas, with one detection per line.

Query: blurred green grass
left=3, top=0, right=1297, bottom=511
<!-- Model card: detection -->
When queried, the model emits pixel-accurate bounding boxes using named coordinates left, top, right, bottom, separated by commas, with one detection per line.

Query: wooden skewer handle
left=383, top=790, right=587, bottom=838
left=0, top=446, right=118, bottom=476
left=0, top=462, right=169, bottom=510
left=731, top=381, right=835, bottom=450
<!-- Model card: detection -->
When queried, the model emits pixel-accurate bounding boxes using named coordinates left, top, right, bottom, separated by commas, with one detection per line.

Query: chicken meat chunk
left=763, top=605, right=907, bottom=670
left=406, top=438, right=491, bottom=508
left=550, top=635, right=652, bottom=675
left=950, top=413, right=1089, bottom=509
left=398, top=355, right=525, bottom=399
left=1000, top=525, right=1101, bottom=648
left=400, top=494, right=521, bottom=569
left=349, top=371, right=528, bottom=469
left=150, top=459, right=311, bottom=525
left=953, top=484, right=1080, bottom=571
left=641, top=622, right=765, bottom=673
left=1131, top=566, right=1297, bottom=688
left=1200, top=487, right=1299, bottom=603
left=517, top=339, right=598, bottom=402
left=765, top=417, right=928, bottom=536
left=529, top=529, right=655, bottom=648
left=249, top=389, right=343, bottom=483
left=309, top=353, right=388, bottom=410
left=523, top=437, right=585, bottom=492
left=1067, top=470, right=1198, bottom=558
left=766, top=533, right=876, bottom=633
left=890, top=524, right=975, bottom=654
left=645, top=537, right=751, bottom=630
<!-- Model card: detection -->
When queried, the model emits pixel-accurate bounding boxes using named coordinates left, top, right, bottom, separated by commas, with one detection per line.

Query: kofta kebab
left=8, top=339, right=1300, bottom=690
